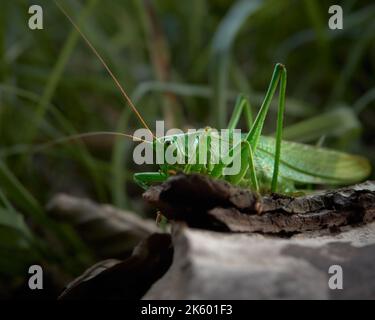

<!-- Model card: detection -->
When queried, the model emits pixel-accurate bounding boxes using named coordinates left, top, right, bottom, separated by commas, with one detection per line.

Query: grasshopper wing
left=256, top=136, right=371, bottom=185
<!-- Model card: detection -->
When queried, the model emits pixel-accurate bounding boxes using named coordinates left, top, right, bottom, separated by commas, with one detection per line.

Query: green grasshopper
left=131, top=64, right=370, bottom=193
left=50, top=3, right=371, bottom=195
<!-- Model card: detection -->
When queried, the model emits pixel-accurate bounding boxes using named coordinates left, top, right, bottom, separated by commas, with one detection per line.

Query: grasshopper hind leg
left=243, top=63, right=287, bottom=193
left=270, top=66, right=287, bottom=193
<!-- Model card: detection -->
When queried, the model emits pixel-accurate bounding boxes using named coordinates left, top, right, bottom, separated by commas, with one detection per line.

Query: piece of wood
left=59, top=233, right=173, bottom=300
left=54, top=176, right=375, bottom=300
left=144, top=222, right=375, bottom=299
left=47, top=194, right=160, bottom=258
left=144, top=174, right=375, bottom=233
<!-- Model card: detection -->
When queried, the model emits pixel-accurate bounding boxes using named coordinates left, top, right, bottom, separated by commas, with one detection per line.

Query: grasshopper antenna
left=55, top=0, right=154, bottom=138
left=1, top=132, right=151, bottom=158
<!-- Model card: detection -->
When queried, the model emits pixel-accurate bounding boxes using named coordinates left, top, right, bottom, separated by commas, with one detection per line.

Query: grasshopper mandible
left=51, top=2, right=371, bottom=194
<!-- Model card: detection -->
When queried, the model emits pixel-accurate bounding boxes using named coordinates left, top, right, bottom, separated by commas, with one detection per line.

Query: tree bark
left=144, top=174, right=375, bottom=234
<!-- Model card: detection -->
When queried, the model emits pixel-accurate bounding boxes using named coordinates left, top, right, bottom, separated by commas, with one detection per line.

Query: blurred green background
left=0, top=0, right=374, bottom=298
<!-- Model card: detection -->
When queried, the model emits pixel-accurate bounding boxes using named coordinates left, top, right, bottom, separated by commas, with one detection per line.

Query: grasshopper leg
left=271, top=66, right=287, bottom=193
left=133, top=172, right=167, bottom=190
left=228, top=94, right=253, bottom=130
left=246, top=63, right=285, bottom=150
left=210, top=94, right=256, bottom=185
left=227, top=141, right=259, bottom=191
left=241, top=63, right=287, bottom=192
left=212, top=140, right=259, bottom=191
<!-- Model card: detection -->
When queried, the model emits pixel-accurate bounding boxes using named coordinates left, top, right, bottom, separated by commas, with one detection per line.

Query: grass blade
left=25, top=0, right=98, bottom=144
left=211, top=0, right=263, bottom=128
